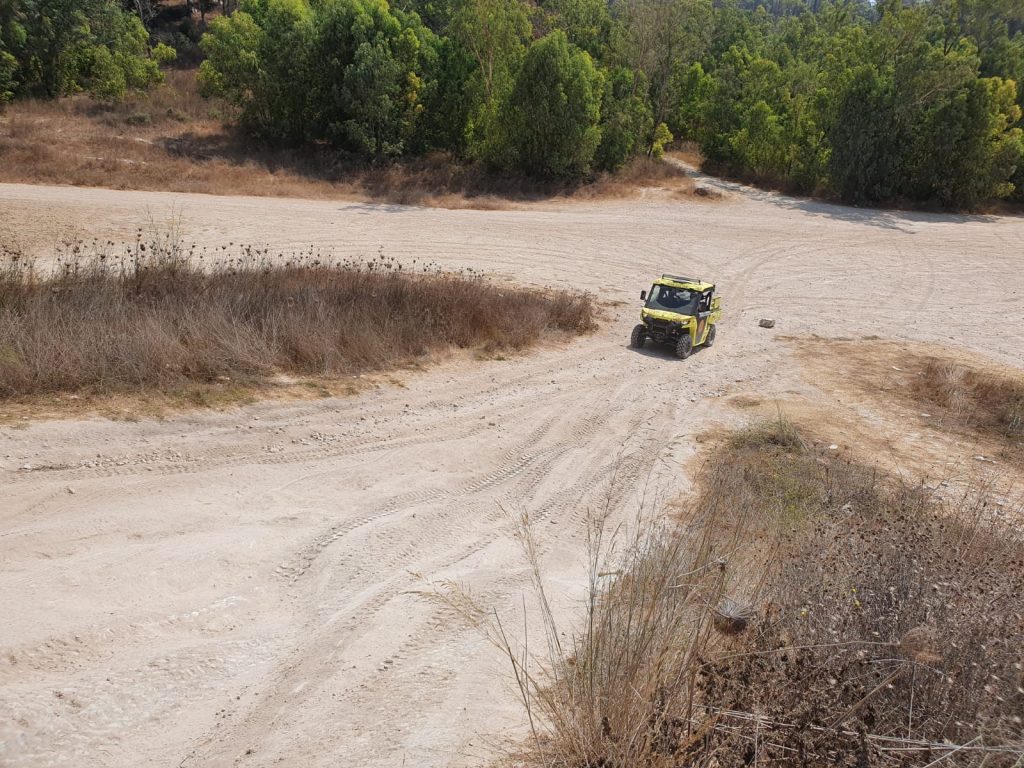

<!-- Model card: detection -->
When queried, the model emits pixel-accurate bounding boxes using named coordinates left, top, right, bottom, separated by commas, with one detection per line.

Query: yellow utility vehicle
left=630, top=275, right=721, bottom=359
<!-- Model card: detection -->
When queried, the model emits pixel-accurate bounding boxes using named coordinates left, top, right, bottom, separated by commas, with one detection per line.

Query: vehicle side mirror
left=640, top=290, right=647, bottom=301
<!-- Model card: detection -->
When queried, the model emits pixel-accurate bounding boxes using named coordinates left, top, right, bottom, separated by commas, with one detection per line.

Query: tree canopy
left=197, top=0, right=1024, bottom=201
left=673, top=0, right=1024, bottom=206
left=0, top=0, right=172, bottom=102
left=3, top=0, right=1023, bottom=205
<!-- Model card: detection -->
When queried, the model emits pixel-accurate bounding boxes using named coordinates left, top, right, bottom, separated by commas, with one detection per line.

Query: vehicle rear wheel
left=630, top=324, right=647, bottom=348
left=704, top=324, right=717, bottom=347
left=675, top=335, right=693, bottom=359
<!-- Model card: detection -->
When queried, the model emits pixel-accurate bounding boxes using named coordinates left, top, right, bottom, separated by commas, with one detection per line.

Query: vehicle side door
left=695, top=290, right=713, bottom=343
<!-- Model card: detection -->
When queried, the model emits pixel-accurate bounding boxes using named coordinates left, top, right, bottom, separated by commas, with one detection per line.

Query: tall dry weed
left=915, top=358, right=1024, bottom=439
left=0, top=237, right=595, bottom=398
left=488, top=420, right=1023, bottom=767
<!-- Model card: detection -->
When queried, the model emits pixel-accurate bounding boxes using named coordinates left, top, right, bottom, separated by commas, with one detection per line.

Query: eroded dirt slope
left=1, top=179, right=1023, bottom=767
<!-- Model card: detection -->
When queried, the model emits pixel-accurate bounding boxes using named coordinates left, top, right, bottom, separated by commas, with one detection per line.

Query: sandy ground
left=1, top=175, right=1023, bottom=768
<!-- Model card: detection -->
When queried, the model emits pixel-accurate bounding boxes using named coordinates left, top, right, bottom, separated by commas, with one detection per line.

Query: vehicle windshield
left=645, top=284, right=699, bottom=314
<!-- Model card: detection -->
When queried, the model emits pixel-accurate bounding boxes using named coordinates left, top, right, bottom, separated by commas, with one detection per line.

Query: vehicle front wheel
left=704, top=324, right=717, bottom=347
left=675, top=335, right=693, bottom=359
left=630, top=324, right=647, bottom=348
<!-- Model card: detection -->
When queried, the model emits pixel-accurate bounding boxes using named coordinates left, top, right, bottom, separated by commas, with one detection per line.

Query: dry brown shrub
left=667, top=144, right=703, bottom=170
left=502, top=420, right=1024, bottom=767
left=571, top=156, right=694, bottom=200
left=914, top=358, right=1024, bottom=439
left=0, top=238, right=595, bottom=399
left=700, top=443, right=1024, bottom=767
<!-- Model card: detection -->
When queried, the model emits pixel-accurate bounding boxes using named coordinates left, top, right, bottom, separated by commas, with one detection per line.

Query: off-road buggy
left=629, top=274, right=721, bottom=359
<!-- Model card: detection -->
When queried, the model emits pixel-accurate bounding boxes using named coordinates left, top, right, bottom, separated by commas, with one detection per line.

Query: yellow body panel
left=653, top=277, right=715, bottom=292
left=641, top=308, right=692, bottom=323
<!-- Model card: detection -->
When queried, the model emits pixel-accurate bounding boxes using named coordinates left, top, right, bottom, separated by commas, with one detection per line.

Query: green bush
left=675, top=1, right=1024, bottom=207
left=199, top=0, right=438, bottom=155
left=826, top=66, right=905, bottom=204
left=199, top=0, right=314, bottom=143
left=0, top=49, right=15, bottom=103
left=499, top=30, right=604, bottom=178
left=594, top=66, right=652, bottom=171
left=906, top=76, right=1023, bottom=208
left=313, top=0, right=437, bottom=157
left=0, top=0, right=164, bottom=102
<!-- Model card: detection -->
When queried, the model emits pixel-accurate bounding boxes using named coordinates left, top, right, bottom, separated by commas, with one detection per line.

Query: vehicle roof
left=653, top=275, right=715, bottom=292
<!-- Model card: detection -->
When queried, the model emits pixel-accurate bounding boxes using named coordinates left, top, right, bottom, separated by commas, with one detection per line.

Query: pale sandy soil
left=1, top=175, right=1023, bottom=767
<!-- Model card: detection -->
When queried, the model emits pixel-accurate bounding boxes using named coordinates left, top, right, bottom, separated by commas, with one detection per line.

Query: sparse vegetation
left=915, top=358, right=1024, bottom=439
left=0, top=237, right=595, bottom=399
left=493, top=419, right=1024, bottom=767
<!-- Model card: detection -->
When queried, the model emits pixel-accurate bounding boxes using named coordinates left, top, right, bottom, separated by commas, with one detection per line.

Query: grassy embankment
left=490, top=408, right=1024, bottom=767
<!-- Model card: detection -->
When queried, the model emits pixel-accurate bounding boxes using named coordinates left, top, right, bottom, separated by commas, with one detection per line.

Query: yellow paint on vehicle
left=653, top=277, right=715, bottom=292
left=641, top=308, right=694, bottom=323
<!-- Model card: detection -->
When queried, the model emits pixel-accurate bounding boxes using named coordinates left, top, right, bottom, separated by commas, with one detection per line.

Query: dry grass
left=695, top=424, right=1024, bottom=767
left=483, top=419, right=1023, bottom=767
left=0, top=71, right=695, bottom=207
left=666, top=144, right=704, bottom=171
left=915, top=358, right=1024, bottom=440
left=789, top=338, right=1024, bottom=478
left=0, top=237, right=595, bottom=400
left=574, top=157, right=693, bottom=200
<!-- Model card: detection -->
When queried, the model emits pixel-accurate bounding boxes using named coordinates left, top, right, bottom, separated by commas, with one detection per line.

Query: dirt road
left=2, top=179, right=1023, bottom=767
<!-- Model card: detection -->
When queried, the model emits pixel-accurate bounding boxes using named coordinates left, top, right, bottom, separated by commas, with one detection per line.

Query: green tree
left=311, top=0, right=435, bottom=157
left=594, top=66, right=652, bottom=170
left=450, top=0, right=530, bottom=160
left=694, top=45, right=789, bottom=173
left=501, top=29, right=604, bottom=177
left=540, top=0, right=614, bottom=59
left=826, top=65, right=905, bottom=204
left=408, top=34, right=474, bottom=153
left=670, top=0, right=1023, bottom=207
left=0, top=51, right=14, bottom=102
left=199, top=0, right=314, bottom=143
left=907, top=75, right=1023, bottom=207
left=74, top=1, right=163, bottom=100
left=0, top=0, right=25, bottom=102
left=0, top=0, right=163, bottom=101
left=620, top=0, right=713, bottom=134
left=784, top=88, right=830, bottom=193
left=673, top=61, right=714, bottom=143
left=730, top=99, right=786, bottom=180
left=450, top=0, right=529, bottom=101
left=200, top=0, right=438, bottom=155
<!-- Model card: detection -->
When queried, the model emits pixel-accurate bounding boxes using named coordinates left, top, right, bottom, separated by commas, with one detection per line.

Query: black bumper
left=644, top=318, right=685, bottom=342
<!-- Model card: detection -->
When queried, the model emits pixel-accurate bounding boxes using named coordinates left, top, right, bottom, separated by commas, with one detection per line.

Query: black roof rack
left=661, top=274, right=704, bottom=284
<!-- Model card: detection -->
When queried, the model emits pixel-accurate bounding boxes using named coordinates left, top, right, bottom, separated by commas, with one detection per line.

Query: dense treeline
left=677, top=0, right=1024, bottom=207
left=0, top=0, right=174, bottom=101
left=194, top=0, right=662, bottom=176
left=1, top=0, right=1023, bottom=207
left=196, top=0, right=1024, bottom=204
